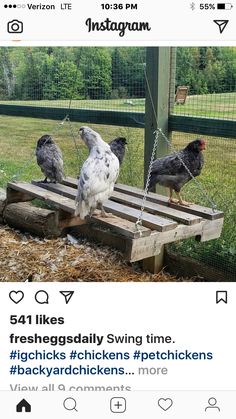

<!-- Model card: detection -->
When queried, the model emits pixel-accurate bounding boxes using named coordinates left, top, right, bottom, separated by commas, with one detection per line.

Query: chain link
left=135, top=129, right=160, bottom=233
left=66, top=117, right=83, bottom=171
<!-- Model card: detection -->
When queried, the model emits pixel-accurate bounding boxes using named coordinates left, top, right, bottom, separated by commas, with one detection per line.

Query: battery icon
left=217, top=3, right=233, bottom=9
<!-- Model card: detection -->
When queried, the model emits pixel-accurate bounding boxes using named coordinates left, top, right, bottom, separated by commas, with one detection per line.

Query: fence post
left=143, top=47, right=171, bottom=274
left=144, top=47, right=171, bottom=193
left=169, top=47, right=177, bottom=114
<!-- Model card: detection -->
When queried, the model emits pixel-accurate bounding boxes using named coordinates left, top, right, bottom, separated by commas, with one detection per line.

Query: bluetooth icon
left=190, top=2, right=196, bottom=10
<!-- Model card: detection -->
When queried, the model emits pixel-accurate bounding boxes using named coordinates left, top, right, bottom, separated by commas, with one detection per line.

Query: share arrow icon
left=60, top=291, right=74, bottom=304
left=214, top=20, right=229, bottom=33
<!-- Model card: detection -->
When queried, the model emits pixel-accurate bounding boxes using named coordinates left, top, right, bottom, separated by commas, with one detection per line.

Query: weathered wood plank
left=70, top=224, right=127, bottom=254
left=62, top=177, right=78, bottom=189
left=6, top=182, right=151, bottom=239
left=103, top=200, right=177, bottom=232
left=111, top=190, right=202, bottom=225
left=58, top=211, right=87, bottom=229
left=114, top=183, right=224, bottom=220
left=5, top=181, right=224, bottom=264
left=32, top=180, right=177, bottom=232
left=32, top=180, right=77, bottom=199
left=89, top=216, right=151, bottom=239
left=50, top=178, right=224, bottom=222
left=7, top=182, right=76, bottom=214
left=7, top=187, right=34, bottom=204
left=143, top=245, right=165, bottom=274
left=126, top=218, right=224, bottom=262
left=32, top=181, right=151, bottom=238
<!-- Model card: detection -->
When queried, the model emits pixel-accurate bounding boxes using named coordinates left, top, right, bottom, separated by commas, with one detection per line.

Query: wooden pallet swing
left=5, top=175, right=224, bottom=274
left=3, top=121, right=224, bottom=274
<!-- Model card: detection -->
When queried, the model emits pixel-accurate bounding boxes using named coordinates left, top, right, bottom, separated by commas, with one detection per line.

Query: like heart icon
left=158, top=398, right=173, bottom=411
left=9, top=291, right=24, bottom=304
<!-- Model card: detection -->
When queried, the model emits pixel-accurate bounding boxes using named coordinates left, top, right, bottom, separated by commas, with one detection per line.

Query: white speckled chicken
left=75, top=126, right=119, bottom=219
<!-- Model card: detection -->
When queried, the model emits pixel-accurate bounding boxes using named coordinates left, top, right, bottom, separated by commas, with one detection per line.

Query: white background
left=0, top=283, right=235, bottom=417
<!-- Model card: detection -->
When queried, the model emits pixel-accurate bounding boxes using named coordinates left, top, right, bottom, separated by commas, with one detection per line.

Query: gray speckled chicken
left=109, top=137, right=127, bottom=165
left=36, top=135, right=64, bottom=183
left=75, top=126, right=119, bottom=219
left=149, top=138, right=206, bottom=206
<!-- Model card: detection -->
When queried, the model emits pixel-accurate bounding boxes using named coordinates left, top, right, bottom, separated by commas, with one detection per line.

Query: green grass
left=0, top=115, right=235, bottom=277
left=1, top=92, right=236, bottom=119
left=0, top=98, right=145, bottom=112
left=173, top=92, right=236, bottom=119
left=0, top=115, right=144, bottom=188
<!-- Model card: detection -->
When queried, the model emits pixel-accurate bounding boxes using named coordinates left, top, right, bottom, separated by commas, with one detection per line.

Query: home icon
left=16, top=399, right=31, bottom=412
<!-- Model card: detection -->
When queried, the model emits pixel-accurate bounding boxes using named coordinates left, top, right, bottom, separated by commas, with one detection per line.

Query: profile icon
left=205, top=397, right=220, bottom=412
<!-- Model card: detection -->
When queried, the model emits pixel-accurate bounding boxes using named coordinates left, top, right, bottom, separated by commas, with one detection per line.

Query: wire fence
left=169, top=47, right=236, bottom=279
left=0, top=46, right=235, bottom=279
left=0, top=47, right=145, bottom=113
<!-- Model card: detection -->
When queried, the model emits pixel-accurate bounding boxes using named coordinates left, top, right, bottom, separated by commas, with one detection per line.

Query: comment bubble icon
left=35, top=290, right=49, bottom=304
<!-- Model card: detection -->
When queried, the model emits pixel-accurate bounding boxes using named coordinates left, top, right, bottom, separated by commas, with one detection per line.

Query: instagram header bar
left=1, top=0, right=236, bottom=45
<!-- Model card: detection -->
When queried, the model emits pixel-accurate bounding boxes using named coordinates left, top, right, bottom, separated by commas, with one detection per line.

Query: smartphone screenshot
left=0, top=0, right=235, bottom=417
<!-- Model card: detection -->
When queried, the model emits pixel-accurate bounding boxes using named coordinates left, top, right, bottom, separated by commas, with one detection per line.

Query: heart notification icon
left=9, top=291, right=24, bottom=304
left=158, top=398, right=173, bottom=411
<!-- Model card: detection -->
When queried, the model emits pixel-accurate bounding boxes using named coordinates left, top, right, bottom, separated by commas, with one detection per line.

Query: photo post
left=0, top=0, right=235, bottom=417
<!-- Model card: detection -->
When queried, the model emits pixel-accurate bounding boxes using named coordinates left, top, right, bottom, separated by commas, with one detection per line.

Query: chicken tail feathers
left=74, top=190, right=90, bottom=219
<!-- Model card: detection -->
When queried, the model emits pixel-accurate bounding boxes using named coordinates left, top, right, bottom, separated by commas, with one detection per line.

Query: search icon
left=35, top=290, right=49, bottom=304
left=63, top=397, right=78, bottom=412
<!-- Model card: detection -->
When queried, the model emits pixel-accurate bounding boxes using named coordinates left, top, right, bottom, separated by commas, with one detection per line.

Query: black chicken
left=36, top=135, right=64, bottom=183
left=148, top=138, right=206, bottom=206
left=109, top=137, right=127, bottom=165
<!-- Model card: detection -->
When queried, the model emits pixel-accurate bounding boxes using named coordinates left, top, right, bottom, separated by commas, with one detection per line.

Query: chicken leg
left=168, top=188, right=192, bottom=206
left=168, top=188, right=179, bottom=204
left=96, top=203, right=114, bottom=218
left=176, top=192, right=192, bottom=207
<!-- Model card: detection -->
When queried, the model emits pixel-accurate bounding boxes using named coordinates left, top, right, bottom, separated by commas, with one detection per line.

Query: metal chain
left=135, top=129, right=160, bottom=232
left=66, top=116, right=83, bottom=171
left=156, top=128, right=217, bottom=212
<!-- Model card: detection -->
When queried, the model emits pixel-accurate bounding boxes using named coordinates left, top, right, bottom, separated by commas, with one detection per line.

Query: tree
left=42, top=56, right=83, bottom=100
left=0, top=48, right=14, bottom=99
left=111, top=47, right=145, bottom=98
left=77, top=48, right=112, bottom=99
